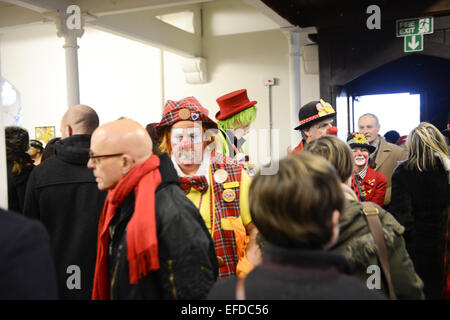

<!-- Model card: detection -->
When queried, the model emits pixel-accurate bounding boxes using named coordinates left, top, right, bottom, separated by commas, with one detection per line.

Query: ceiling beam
left=87, top=11, right=202, bottom=57
left=73, top=0, right=212, bottom=17
left=243, top=0, right=293, bottom=28
left=0, top=5, right=45, bottom=30
left=2, top=0, right=69, bottom=13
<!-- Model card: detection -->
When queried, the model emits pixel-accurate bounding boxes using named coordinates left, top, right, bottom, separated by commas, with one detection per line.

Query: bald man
left=88, top=119, right=217, bottom=300
left=23, top=104, right=107, bottom=300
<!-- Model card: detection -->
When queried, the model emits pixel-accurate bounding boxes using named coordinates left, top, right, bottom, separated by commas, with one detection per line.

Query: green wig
left=217, top=106, right=257, bottom=131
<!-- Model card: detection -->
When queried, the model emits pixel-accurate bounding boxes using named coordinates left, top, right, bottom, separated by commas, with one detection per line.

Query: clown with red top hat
left=156, top=96, right=261, bottom=279
left=215, top=89, right=257, bottom=174
left=292, top=99, right=338, bottom=153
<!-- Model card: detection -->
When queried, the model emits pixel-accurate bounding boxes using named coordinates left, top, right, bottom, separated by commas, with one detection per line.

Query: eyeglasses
left=88, top=152, right=123, bottom=165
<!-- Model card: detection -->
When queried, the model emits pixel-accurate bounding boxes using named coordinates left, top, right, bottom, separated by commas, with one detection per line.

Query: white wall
left=0, top=23, right=163, bottom=141
left=78, top=27, right=163, bottom=125
left=164, top=29, right=291, bottom=164
left=0, top=23, right=66, bottom=138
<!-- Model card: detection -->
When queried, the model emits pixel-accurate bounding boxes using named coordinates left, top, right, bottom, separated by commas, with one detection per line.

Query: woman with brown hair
left=389, top=122, right=449, bottom=299
left=304, top=135, right=424, bottom=299
left=208, top=152, right=384, bottom=299
left=5, top=126, right=35, bottom=213
left=28, top=139, right=44, bottom=165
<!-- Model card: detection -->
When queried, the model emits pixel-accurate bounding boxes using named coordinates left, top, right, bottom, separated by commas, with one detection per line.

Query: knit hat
left=156, top=97, right=217, bottom=132
left=294, top=99, right=336, bottom=130
left=347, top=132, right=376, bottom=153
left=215, top=89, right=257, bottom=120
left=5, top=126, right=32, bottom=163
left=384, top=130, right=400, bottom=144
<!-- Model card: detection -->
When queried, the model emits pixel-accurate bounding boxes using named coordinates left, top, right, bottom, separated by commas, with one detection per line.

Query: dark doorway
left=337, top=54, right=450, bottom=136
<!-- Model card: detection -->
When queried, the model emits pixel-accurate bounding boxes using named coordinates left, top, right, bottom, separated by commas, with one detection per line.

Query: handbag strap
left=235, top=277, right=246, bottom=300
left=361, top=202, right=397, bottom=300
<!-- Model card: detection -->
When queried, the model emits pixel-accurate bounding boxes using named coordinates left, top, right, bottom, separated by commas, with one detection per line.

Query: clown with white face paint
left=156, top=97, right=261, bottom=279
left=347, top=133, right=387, bottom=207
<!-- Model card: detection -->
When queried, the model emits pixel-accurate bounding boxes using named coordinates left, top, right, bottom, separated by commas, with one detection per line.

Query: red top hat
left=215, top=89, right=257, bottom=120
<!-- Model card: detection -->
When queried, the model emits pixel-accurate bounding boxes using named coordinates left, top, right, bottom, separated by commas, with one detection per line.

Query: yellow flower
left=354, top=133, right=367, bottom=144
left=319, top=99, right=336, bottom=114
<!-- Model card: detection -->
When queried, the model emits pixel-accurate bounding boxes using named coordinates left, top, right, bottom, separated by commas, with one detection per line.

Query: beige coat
left=374, top=136, right=407, bottom=206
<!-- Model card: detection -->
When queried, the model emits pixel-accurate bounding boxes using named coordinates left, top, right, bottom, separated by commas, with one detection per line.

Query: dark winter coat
left=23, top=134, right=107, bottom=300
left=332, top=200, right=424, bottom=299
left=207, top=244, right=386, bottom=300
left=108, top=153, right=218, bottom=300
left=6, top=160, right=34, bottom=213
left=389, top=161, right=449, bottom=299
left=0, top=208, right=58, bottom=299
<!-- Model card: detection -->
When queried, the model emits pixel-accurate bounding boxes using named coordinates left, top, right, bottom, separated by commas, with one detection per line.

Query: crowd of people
left=1, top=90, right=449, bottom=300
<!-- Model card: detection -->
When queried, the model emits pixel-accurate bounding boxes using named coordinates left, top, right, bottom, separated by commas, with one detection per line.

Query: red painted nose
left=327, top=126, right=338, bottom=135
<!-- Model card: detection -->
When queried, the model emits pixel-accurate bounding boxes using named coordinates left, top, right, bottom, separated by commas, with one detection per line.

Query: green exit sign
left=404, top=35, right=423, bottom=52
left=396, top=17, right=433, bottom=37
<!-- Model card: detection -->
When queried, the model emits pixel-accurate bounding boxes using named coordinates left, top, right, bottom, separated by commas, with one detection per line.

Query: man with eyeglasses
left=23, top=104, right=107, bottom=300
left=88, top=118, right=217, bottom=300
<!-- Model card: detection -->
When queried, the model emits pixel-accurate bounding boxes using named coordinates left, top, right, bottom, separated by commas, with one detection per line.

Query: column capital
left=44, top=10, right=85, bottom=40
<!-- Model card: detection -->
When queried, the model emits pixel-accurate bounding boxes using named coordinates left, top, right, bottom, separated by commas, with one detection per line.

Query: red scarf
left=92, top=155, right=162, bottom=300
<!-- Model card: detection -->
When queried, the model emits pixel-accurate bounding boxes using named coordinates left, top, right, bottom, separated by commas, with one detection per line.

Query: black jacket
left=108, top=153, right=218, bottom=300
left=207, top=244, right=386, bottom=300
left=0, top=208, right=58, bottom=299
left=23, top=134, right=107, bottom=300
left=6, top=160, right=34, bottom=213
left=389, top=161, right=450, bottom=299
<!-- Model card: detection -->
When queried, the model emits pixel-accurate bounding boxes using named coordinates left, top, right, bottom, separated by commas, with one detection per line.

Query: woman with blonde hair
left=389, top=122, right=449, bottom=299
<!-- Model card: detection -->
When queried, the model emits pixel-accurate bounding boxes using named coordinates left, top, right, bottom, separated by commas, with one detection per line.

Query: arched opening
left=336, top=54, right=450, bottom=137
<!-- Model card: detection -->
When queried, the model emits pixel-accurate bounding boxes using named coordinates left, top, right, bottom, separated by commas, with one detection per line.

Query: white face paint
left=231, top=125, right=250, bottom=140
left=354, top=156, right=367, bottom=166
left=171, top=126, right=204, bottom=165
left=352, top=147, right=369, bottom=168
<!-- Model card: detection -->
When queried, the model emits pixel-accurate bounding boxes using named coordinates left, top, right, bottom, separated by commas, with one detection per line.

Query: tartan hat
left=294, top=99, right=336, bottom=131
left=215, top=89, right=257, bottom=120
left=347, top=132, right=376, bottom=153
left=156, top=97, right=217, bottom=132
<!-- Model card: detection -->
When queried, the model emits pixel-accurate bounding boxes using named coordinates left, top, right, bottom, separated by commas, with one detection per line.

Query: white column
left=62, top=32, right=81, bottom=107
left=281, top=26, right=302, bottom=149
left=0, top=48, right=7, bottom=208
left=0, top=109, right=7, bottom=209
left=55, top=13, right=84, bottom=108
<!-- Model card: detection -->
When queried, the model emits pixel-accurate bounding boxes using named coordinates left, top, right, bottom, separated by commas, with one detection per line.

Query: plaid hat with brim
left=294, top=99, right=336, bottom=131
left=347, top=132, right=376, bottom=153
left=156, top=97, right=218, bottom=132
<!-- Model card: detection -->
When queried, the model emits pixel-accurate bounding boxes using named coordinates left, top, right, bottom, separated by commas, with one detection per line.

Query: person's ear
left=67, top=125, right=73, bottom=137
left=120, top=154, right=135, bottom=177
left=324, top=210, right=340, bottom=250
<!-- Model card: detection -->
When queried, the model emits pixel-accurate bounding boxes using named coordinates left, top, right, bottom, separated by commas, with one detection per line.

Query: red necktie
left=179, top=176, right=209, bottom=194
